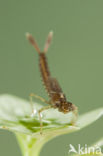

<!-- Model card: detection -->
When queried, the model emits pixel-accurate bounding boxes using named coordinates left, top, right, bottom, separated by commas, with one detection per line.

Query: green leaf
left=0, top=94, right=103, bottom=156
left=0, top=94, right=78, bottom=135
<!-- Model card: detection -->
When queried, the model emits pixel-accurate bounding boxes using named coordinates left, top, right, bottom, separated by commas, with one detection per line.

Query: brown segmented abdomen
left=39, top=53, right=51, bottom=95
left=39, top=53, right=63, bottom=101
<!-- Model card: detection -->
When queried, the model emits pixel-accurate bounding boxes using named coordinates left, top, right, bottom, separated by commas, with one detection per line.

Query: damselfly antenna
left=44, top=31, right=53, bottom=53
left=26, top=33, right=40, bottom=54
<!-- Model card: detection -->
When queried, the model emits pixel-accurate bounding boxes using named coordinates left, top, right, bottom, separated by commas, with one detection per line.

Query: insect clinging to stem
left=26, top=31, right=78, bottom=134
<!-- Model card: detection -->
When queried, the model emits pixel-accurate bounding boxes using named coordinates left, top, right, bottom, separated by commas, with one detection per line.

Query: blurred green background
left=0, top=0, right=103, bottom=156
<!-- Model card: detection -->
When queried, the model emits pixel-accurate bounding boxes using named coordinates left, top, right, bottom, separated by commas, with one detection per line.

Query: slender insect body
left=26, top=32, right=78, bottom=133
left=39, top=53, right=51, bottom=93
left=39, top=52, right=76, bottom=113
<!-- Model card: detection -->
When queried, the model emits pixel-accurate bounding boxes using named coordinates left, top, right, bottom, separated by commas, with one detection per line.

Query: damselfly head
left=58, top=101, right=76, bottom=114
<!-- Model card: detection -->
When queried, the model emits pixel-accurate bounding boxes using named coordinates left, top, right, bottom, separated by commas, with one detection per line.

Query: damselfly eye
left=55, top=102, right=60, bottom=107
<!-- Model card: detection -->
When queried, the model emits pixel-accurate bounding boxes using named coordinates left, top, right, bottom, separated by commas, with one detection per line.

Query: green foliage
left=0, top=94, right=103, bottom=156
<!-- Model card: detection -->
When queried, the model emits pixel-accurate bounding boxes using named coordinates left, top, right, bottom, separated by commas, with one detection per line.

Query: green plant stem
left=16, top=126, right=78, bottom=156
left=16, top=133, right=53, bottom=156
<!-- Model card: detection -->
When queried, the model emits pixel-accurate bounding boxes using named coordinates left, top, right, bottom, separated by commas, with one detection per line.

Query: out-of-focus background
left=0, top=0, right=103, bottom=156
